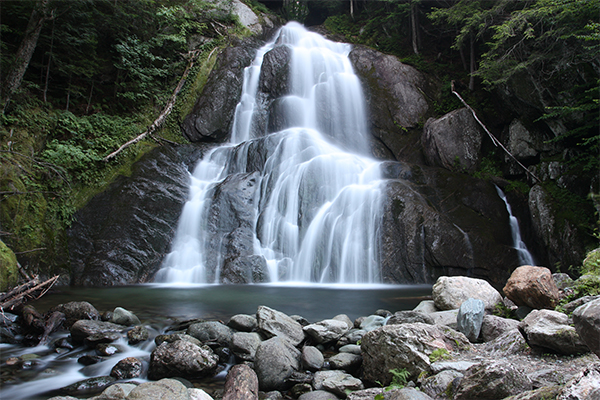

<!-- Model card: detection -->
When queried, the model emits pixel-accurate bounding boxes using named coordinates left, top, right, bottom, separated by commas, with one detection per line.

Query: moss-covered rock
left=0, top=240, right=19, bottom=291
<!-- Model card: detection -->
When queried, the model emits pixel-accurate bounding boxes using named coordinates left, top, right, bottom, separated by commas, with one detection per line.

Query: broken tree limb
left=450, top=81, right=541, bottom=183
left=0, top=275, right=59, bottom=311
left=103, top=50, right=201, bottom=162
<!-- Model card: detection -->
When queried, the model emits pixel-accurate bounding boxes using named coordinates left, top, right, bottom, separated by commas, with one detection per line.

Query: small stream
left=1, top=284, right=432, bottom=400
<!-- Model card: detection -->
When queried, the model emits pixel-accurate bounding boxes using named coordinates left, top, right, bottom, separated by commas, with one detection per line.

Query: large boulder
left=503, top=265, right=560, bottom=309
left=454, top=361, right=532, bottom=400
left=148, top=339, right=219, bottom=380
left=303, top=319, right=350, bottom=344
left=361, top=323, right=471, bottom=385
left=348, top=45, right=432, bottom=162
left=432, top=276, right=503, bottom=312
left=70, top=320, right=125, bottom=344
left=182, top=38, right=261, bottom=142
left=519, top=309, right=589, bottom=355
left=68, top=145, right=199, bottom=286
left=422, top=108, right=484, bottom=173
left=222, top=364, right=259, bottom=400
left=231, top=332, right=263, bottom=361
left=480, top=315, right=520, bottom=342
left=572, top=298, right=600, bottom=357
left=50, top=301, right=100, bottom=328
left=256, top=306, right=305, bottom=346
left=254, top=337, right=301, bottom=391
left=187, top=321, right=233, bottom=347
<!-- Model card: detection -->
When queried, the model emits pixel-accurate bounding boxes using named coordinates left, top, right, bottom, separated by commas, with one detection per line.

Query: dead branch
left=0, top=275, right=59, bottom=311
left=103, top=50, right=201, bottom=162
left=450, top=81, right=541, bottom=183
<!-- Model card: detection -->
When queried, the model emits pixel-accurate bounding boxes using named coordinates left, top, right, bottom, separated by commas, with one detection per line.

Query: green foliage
left=473, top=152, right=502, bottom=180
left=543, top=181, right=596, bottom=237
left=0, top=240, right=19, bottom=291
left=582, top=248, right=600, bottom=275
left=493, top=303, right=518, bottom=320
left=374, top=367, right=412, bottom=399
left=282, top=0, right=309, bottom=23
left=429, top=348, right=450, bottom=363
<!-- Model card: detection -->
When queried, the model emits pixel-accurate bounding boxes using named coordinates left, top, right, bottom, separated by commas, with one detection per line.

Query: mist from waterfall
left=155, top=22, right=383, bottom=284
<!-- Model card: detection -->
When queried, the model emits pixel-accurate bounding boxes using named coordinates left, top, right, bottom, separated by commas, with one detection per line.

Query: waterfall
left=155, top=22, right=383, bottom=284
left=495, top=186, right=535, bottom=266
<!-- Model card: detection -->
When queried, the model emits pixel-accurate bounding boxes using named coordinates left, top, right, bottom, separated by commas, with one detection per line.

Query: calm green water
left=30, top=283, right=433, bottom=322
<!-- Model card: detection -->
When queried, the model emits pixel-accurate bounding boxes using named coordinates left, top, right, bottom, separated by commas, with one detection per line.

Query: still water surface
left=30, top=283, right=433, bottom=322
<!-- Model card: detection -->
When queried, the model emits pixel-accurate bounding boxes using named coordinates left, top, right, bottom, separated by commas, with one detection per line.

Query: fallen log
left=0, top=275, right=59, bottom=311
left=38, top=311, right=66, bottom=345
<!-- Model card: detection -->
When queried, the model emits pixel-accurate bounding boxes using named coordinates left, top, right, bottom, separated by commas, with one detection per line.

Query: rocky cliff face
left=68, top=23, right=589, bottom=286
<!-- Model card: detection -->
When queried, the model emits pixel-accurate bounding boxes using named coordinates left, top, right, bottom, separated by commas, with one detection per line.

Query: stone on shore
left=254, top=336, right=301, bottom=391
left=222, top=364, right=259, bottom=400
left=557, top=362, right=600, bottom=400
left=361, top=322, right=471, bottom=385
left=227, top=314, right=258, bottom=332
left=312, top=370, right=364, bottom=397
left=480, top=315, right=520, bottom=342
left=503, top=266, right=560, bottom=309
left=70, top=320, right=125, bottom=344
left=519, top=309, right=589, bottom=355
left=50, top=301, right=100, bottom=328
left=148, top=339, right=218, bottom=380
left=256, top=306, right=305, bottom=346
left=421, top=369, right=463, bottom=399
left=127, top=378, right=190, bottom=400
left=572, top=298, right=600, bottom=357
left=231, top=332, right=263, bottom=361
left=387, top=310, right=434, bottom=325
left=303, top=319, right=350, bottom=344
left=299, top=390, right=340, bottom=400
left=454, top=360, right=532, bottom=400
left=301, top=345, right=324, bottom=371
left=432, top=276, right=502, bottom=312
left=187, top=321, right=233, bottom=347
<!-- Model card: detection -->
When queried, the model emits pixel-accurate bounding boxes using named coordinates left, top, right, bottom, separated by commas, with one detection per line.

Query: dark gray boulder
left=422, top=108, right=483, bottom=173
left=187, top=321, right=233, bottom=347
left=182, top=38, right=262, bottom=142
left=254, top=337, right=301, bottom=391
left=68, top=145, right=201, bottom=286
left=148, top=339, right=218, bottom=380
left=70, top=320, right=125, bottom=344
left=50, top=301, right=100, bottom=328
left=110, top=357, right=143, bottom=380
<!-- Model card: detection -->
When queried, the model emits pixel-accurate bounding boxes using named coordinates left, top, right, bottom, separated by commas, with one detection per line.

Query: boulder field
left=2, top=268, right=599, bottom=400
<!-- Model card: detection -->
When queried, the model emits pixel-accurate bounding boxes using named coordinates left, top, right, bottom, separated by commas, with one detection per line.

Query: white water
left=496, top=186, right=535, bottom=266
left=155, top=22, right=383, bottom=284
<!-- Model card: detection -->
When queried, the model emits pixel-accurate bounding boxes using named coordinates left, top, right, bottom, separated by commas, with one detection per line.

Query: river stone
left=299, top=390, right=340, bottom=400
left=155, top=333, right=202, bottom=347
left=386, top=387, right=434, bottom=400
left=557, top=362, right=600, bottom=400
left=301, top=345, right=324, bottom=371
left=256, top=306, right=305, bottom=346
left=337, top=328, right=366, bottom=347
left=303, top=319, right=349, bottom=344
left=361, top=323, right=472, bottom=385
left=504, top=386, right=563, bottom=400
left=328, top=352, right=362, bottom=372
left=430, top=361, right=477, bottom=374
left=228, top=314, right=258, bottom=332
left=148, top=340, right=219, bottom=380
left=127, top=378, right=190, bottom=400
left=92, top=383, right=137, bottom=399
left=432, top=276, right=503, bottom=312
left=413, top=300, right=438, bottom=314
left=429, top=309, right=458, bottom=328
left=127, top=325, right=149, bottom=345
left=61, top=376, right=116, bottom=396
left=110, top=307, right=140, bottom=326
left=339, top=344, right=361, bottom=355
left=359, top=315, right=387, bottom=331
left=50, top=301, right=100, bottom=328
left=454, top=361, right=532, bottom=400
left=457, top=298, right=485, bottom=342
left=480, top=315, right=520, bottom=342
left=189, top=388, right=214, bottom=400
left=573, top=298, right=600, bottom=357
left=70, top=320, right=125, bottom=344
left=332, top=314, right=354, bottom=330
left=110, top=357, right=142, bottom=379
left=187, top=321, right=233, bottom=347
left=85, top=331, right=122, bottom=346
left=231, top=332, right=263, bottom=361
left=519, top=309, right=589, bottom=355
left=254, top=336, right=301, bottom=391
left=312, top=370, right=364, bottom=397
left=503, top=266, right=560, bottom=309
left=222, top=364, right=259, bottom=400
left=95, top=343, right=121, bottom=356
left=387, top=310, right=434, bottom=325
left=422, top=108, right=483, bottom=173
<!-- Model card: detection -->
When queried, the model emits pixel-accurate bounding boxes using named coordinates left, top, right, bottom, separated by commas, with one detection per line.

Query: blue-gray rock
left=359, top=315, right=387, bottom=332
left=457, top=298, right=485, bottom=342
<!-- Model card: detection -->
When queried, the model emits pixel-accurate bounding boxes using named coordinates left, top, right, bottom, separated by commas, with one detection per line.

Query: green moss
left=0, top=240, right=19, bottom=291
left=582, top=248, right=600, bottom=275
left=429, top=348, right=450, bottom=363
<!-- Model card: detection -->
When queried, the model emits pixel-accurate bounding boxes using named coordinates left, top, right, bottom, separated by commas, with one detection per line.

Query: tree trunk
left=43, top=17, right=55, bottom=104
left=469, top=33, right=476, bottom=91
left=1, top=0, right=52, bottom=112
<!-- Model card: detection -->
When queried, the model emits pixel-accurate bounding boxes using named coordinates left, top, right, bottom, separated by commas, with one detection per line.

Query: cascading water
left=495, top=186, right=535, bottom=266
left=155, top=22, right=383, bottom=284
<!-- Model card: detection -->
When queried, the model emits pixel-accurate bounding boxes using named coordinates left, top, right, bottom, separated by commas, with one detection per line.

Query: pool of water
left=2, top=284, right=432, bottom=400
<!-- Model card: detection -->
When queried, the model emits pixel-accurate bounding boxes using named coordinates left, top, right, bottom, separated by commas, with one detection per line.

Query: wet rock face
left=182, top=38, right=263, bottom=142
left=68, top=145, right=202, bottom=286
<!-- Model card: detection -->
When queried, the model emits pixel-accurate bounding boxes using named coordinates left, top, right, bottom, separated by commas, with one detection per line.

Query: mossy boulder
left=0, top=240, right=18, bottom=291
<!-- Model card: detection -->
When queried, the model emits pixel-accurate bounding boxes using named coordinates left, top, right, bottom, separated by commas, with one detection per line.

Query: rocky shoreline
left=1, top=268, right=599, bottom=400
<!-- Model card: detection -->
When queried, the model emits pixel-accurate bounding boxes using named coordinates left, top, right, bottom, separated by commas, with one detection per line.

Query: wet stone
left=96, top=343, right=122, bottom=356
